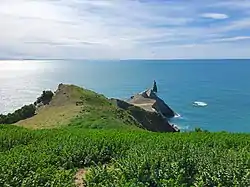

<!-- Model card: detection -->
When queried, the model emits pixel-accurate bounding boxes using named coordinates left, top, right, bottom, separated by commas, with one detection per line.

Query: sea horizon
left=1, top=58, right=250, bottom=61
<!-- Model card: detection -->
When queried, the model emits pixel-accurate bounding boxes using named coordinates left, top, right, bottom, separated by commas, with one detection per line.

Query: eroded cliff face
left=111, top=98, right=178, bottom=132
left=110, top=82, right=178, bottom=132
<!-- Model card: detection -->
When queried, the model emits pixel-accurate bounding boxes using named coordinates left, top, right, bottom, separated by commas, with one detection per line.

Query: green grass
left=67, top=86, right=143, bottom=130
left=0, top=125, right=249, bottom=187
left=16, top=85, right=142, bottom=130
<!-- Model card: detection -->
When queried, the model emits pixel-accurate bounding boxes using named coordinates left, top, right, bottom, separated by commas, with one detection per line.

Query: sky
left=0, top=0, right=250, bottom=59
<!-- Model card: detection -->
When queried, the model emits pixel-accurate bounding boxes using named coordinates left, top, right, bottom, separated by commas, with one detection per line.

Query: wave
left=174, top=112, right=181, bottom=118
left=193, top=101, right=208, bottom=107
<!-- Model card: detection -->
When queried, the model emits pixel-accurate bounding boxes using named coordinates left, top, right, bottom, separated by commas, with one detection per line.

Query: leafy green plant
left=0, top=125, right=249, bottom=187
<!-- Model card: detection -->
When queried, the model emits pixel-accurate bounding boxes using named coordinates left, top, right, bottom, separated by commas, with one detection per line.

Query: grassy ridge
left=17, top=85, right=142, bottom=130
left=0, top=125, right=249, bottom=187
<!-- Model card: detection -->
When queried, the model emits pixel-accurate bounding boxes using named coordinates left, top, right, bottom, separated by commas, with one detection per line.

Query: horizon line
left=0, top=58, right=250, bottom=61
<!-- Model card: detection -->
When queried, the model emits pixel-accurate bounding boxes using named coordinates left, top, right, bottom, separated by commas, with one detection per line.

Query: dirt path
left=75, top=169, right=87, bottom=187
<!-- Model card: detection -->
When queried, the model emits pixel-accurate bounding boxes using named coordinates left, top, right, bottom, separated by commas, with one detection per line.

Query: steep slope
left=16, top=84, right=84, bottom=129
left=111, top=99, right=177, bottom=132
left=111, top=81, right=179, bottom=132
left=17, top=84, right=141, bottom=130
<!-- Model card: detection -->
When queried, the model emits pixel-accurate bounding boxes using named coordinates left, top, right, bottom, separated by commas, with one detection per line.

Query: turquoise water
left=0, top=59, right=250, bottom=132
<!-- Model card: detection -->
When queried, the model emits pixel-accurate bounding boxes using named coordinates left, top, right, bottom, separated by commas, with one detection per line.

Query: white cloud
left=201, top=13, right=229, bottom=19
left=211, top=36, right=250, bottom=42
left=0, top=0, right=249, bottom=59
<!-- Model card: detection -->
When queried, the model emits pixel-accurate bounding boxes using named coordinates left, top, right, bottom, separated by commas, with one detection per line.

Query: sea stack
left=152, top=80, right=158, bottom=93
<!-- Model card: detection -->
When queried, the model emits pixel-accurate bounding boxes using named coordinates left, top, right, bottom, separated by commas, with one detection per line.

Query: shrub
left=0, top=104, right=36, bottom=124
left=35, top=90, right=54, bottom=106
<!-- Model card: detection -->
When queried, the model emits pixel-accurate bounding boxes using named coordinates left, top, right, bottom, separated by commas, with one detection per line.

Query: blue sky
left=0, top=0, right=250, bottom=59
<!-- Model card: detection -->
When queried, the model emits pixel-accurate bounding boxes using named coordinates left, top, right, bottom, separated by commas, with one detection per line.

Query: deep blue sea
left=1, top=59, right=250, bottom=132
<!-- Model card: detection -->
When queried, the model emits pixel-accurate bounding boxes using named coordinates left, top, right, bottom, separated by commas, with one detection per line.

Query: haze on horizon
left=0, top=0, right=250, bottom=60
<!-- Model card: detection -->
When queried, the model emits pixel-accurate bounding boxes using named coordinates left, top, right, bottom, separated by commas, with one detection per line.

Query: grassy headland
left=16, top=84, right=141, bottom=130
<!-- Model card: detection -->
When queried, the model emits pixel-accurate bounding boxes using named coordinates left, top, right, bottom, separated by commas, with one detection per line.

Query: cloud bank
left=0, top=0, right=250, bottom=59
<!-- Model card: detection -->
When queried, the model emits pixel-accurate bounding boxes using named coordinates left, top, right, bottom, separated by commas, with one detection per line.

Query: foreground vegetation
left=0, top=125, right=249, bottom=187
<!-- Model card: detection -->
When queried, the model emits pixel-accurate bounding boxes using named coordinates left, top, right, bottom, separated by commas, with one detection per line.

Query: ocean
left=0, top=59, right=250, bottom=132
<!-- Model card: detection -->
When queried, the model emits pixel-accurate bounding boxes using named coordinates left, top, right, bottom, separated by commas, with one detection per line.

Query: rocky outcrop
left=111, top=81, right=179, bottom=132
left=128, top=83, right=175, bottom=118
left=111, top=98, right=178, bottom=132
left=152, top=80, right=158, bottom=93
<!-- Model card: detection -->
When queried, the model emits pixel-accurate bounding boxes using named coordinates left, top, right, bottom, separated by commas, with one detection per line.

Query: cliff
left=111, top=98, right=178, bottom=132
left=111, top=81, right=179, bottom=132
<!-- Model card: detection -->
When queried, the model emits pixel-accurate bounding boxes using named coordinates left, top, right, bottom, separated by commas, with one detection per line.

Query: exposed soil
left=74, top=168, right=87, bottom=187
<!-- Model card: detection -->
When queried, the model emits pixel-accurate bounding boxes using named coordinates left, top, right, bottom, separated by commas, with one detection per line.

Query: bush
left=0, top=104, right=36, bottom=124
left=0, top=90, right=54, bottom=125
left=35, top=90, right=54, bottom=106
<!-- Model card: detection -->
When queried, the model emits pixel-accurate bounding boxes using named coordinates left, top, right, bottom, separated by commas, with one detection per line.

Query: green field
left=0, top=85, right=250, bottom=186
left=0, top=125, right=249, bottom=187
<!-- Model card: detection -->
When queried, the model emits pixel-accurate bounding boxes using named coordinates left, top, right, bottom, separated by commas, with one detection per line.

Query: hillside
left=16, top=84, right=139, bottom=130
left=16, top=84, right=85, bottom=129
left=16, top=84, right=177, bottom=132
